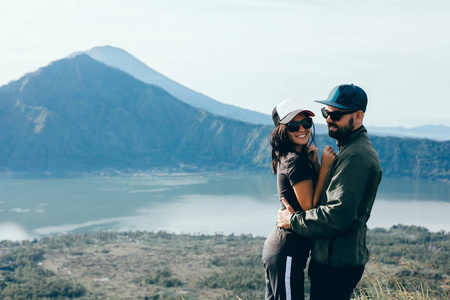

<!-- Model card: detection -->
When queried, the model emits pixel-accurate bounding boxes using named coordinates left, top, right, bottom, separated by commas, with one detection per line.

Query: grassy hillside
left=0, top=226, right=449, bottom=299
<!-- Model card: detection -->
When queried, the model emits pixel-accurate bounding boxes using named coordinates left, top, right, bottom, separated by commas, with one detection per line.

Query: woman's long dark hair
left=270, top=119, right=316, bottom=174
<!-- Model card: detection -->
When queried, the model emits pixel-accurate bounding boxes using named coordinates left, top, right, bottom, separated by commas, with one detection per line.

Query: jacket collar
left=337, top=125, right=367, bottom=148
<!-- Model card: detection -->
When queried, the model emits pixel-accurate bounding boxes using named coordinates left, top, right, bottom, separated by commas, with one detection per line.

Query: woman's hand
left=306, top=144, right=320, bottom=173
left=321, top=145, right=336, bottom=169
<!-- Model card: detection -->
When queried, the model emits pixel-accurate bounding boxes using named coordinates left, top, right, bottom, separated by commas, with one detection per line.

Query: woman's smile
left=290, top=131, right=309, bottom=142
left=294, top=132, right=308, bottom=138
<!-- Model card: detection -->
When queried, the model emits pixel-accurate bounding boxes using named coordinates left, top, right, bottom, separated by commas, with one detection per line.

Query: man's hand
left=277, top=197, right=295, bottom=229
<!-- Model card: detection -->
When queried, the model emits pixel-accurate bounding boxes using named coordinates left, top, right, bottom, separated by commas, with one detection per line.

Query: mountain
left=0, top=53, right=448, bottom=180
left=0, top=54, right=271, bottom=174
left=73, top=46, right=450, bottom=141
left=69, top=46, right=272, bottom=126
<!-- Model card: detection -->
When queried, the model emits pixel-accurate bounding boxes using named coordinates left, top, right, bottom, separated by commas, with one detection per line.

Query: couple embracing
left=262, top=84, right=382, bottom=300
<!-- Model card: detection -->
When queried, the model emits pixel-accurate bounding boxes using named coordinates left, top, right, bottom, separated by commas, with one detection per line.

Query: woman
left=262, top=98, right=336, bottom=300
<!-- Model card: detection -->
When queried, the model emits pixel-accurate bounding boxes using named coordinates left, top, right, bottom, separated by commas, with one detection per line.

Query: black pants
left=262, top=245, right=308, bottom=300
left=308, top=260, right=364, bottom=300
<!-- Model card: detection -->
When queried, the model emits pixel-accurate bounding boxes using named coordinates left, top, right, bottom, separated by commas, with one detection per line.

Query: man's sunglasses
left=286, top=118, right=313, bottom=132
left=321, top=108, right=356, bottom=121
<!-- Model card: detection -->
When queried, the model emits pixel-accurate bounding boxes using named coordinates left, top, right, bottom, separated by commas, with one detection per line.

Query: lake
left=0, top=173, right=449, bottom=241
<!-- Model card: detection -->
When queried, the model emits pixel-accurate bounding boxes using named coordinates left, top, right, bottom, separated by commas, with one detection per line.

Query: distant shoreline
left=1, top=223, right=448, bottom=243
left=1, top=169, right=449, bottom=182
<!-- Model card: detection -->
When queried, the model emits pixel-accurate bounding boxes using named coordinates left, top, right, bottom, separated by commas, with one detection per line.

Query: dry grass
left=2, top=229, right=448, bottom=300
left=38, top=232, right=263, bottom=299
left=355, top=259, right=450, bottom=300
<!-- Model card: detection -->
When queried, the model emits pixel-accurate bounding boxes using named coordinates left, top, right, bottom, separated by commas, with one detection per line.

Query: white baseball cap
left=271, top=98, right=315, bottom=126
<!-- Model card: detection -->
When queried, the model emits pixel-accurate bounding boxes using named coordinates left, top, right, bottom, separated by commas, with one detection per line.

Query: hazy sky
left=1, top=0, right=449, bottom=127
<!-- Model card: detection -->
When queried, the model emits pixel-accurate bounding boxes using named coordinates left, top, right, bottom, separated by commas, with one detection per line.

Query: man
left=277, top=84, right=382, bottom=300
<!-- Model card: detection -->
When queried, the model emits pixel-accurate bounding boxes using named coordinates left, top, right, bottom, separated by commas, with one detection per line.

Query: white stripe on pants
left=285, top=256, right=292, bottom=300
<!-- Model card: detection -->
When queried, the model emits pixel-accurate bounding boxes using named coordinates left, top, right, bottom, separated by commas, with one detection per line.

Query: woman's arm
left=292, top=179, right=315, bottom=211
left=291, top=146, right=336, bottom=210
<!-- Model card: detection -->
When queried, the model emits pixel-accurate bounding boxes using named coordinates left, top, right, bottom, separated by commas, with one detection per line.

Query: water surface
left=0, top=174, right=448, bottom=240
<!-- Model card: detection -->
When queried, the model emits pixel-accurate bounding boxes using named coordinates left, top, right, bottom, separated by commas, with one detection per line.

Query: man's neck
left=353, top=123, right=363, bottom=132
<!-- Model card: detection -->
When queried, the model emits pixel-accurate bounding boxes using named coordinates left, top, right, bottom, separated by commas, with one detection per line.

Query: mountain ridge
left=366, top=124, right=450, bottom=141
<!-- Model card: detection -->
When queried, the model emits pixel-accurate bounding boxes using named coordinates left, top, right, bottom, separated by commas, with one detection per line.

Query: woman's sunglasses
left=286, top=118, right=313, bottom=132
left=321, top=107, right=356, bottom=121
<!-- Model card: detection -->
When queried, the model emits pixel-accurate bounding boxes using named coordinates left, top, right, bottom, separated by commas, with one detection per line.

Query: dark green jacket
left=290, top=126, right=382, bottom=268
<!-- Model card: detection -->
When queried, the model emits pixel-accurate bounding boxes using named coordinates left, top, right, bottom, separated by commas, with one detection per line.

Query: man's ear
left=355, top=110, right=364, bottom=122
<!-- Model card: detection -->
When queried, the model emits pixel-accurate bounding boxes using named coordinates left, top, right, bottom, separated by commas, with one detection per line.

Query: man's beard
left=328, top=117, right=355, bottom=141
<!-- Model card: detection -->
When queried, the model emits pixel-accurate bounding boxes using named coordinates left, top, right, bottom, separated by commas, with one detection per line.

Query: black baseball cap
left=315, top=84, right=367, bottom=112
